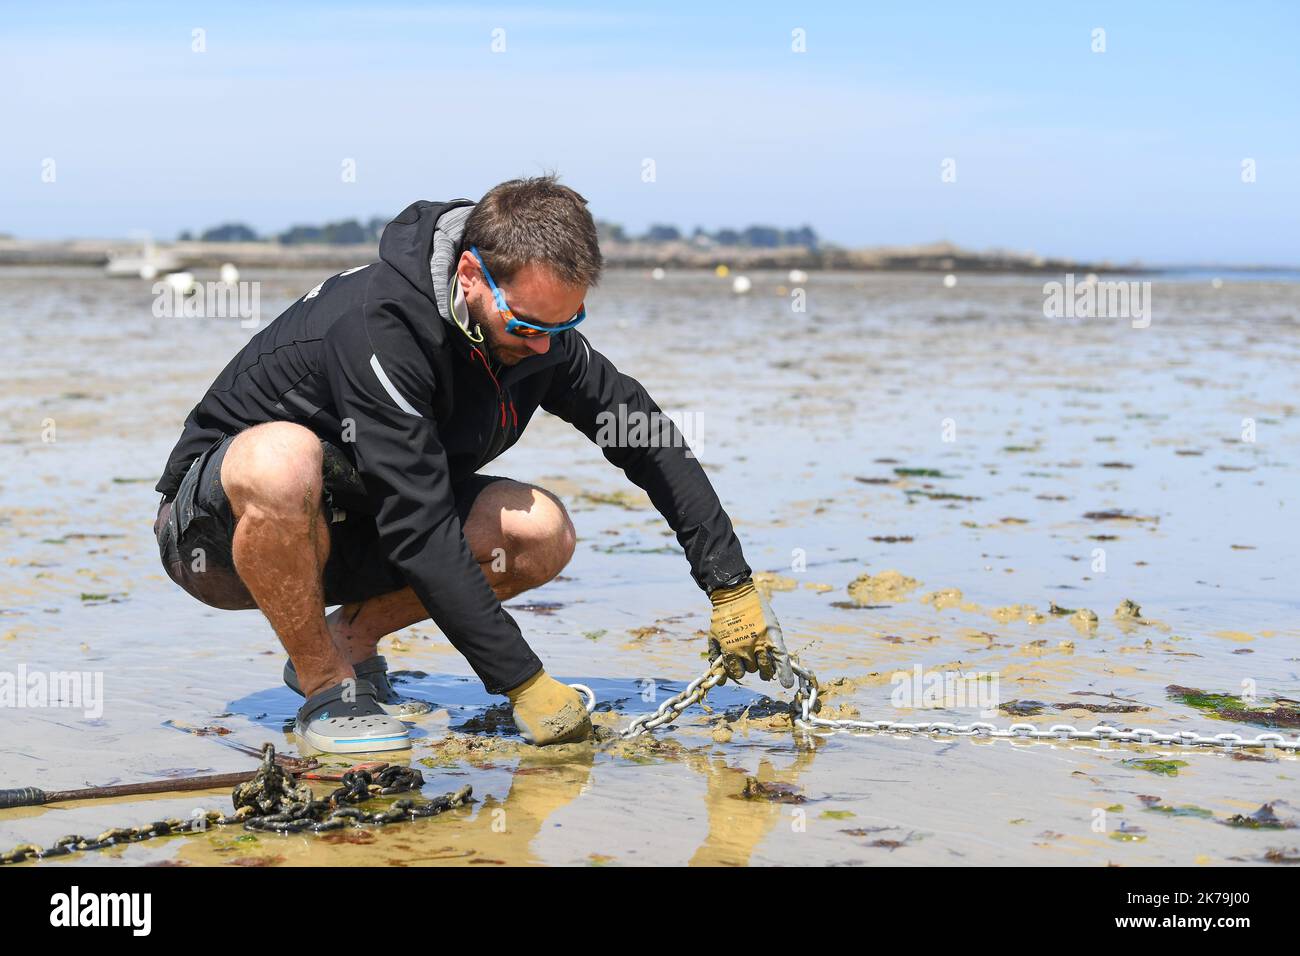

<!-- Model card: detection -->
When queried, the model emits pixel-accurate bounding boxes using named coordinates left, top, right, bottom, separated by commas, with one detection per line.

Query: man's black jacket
left=156, top=199, right=751, bottom=694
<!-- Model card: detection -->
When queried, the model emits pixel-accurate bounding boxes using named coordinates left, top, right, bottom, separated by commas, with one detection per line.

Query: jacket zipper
left=469, top=346, right=517, bottom=463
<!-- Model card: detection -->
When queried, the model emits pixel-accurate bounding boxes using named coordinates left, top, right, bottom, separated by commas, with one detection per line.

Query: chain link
left=581, top=656, right=1300, bottom=751
left=573, top=663, right=731, bottom=739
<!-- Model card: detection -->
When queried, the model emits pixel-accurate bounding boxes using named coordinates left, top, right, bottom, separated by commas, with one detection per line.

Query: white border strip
left=369, top=354, right=421, bottom=416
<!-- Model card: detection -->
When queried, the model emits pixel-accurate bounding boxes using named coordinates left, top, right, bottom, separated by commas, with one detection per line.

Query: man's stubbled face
left=458, top=255, right=587, bottom=367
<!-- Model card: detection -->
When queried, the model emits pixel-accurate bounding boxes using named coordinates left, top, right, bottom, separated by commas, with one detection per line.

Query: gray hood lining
left=429, top=204, right=473, bottom=324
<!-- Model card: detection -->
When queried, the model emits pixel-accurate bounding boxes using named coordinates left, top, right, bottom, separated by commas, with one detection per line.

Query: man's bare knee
left=466, top=481, right=576, bottom=591
left=223, top=422, right=324, bottom=520
left=543, top=491, right=578, bottom=572
left=504, top=488, right=577, bottom=589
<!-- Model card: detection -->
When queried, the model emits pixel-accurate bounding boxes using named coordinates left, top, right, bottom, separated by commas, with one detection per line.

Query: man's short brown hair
left=463, top=174, right=603, bottom=288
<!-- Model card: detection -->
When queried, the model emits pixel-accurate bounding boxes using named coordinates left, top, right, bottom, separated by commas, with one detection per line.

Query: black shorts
left=153, top=433, right=508, bottom=610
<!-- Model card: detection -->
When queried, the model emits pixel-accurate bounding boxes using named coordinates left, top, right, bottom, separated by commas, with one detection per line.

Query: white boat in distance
left=104, top=238, right=182, bottom=279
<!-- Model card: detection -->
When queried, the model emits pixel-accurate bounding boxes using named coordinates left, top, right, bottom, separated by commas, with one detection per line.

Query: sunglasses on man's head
left=469, top=245, right=587, bottom=338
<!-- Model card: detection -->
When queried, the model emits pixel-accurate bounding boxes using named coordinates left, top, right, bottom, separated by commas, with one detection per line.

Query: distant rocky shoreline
left=0, top=237, right=1139, bottom=275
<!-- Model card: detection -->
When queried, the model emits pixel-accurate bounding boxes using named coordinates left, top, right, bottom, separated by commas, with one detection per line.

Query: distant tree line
left=181, top=217, right=818, bottom=249
left=597, top=221, right=818, bottom=249
left=179, top=217, right=389, bottom=245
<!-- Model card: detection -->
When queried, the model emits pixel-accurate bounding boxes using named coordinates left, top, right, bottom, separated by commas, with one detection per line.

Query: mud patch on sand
left=1115, top=599, right=1143, bottom=620
left=420, top=722, right=709, bottom=770
left=921, top=587, right=978, bottom=612
left=753, top=571, right=799, bottom=596
left=1112, top=599, right=1173, bottom=634
left=815, top=673, right=893, bottom=701
left=597, top=732, right=700, bottom=763
left=848, top=570, right=919, bottom=605
left=990, top=604, right=1045, bottom=624
left=1069, top=609, right=1099, bottom=634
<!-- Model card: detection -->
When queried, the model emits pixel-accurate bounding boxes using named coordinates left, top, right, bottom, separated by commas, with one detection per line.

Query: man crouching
left=153, top=176, right=787, bottom=754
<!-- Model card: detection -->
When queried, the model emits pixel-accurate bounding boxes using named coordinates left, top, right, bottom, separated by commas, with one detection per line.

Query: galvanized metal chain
left=788, top=660, right=1300, bottom=751
left=575, top=656, right=1300, bottom=751
left=571, top=660, right=730, bottom=739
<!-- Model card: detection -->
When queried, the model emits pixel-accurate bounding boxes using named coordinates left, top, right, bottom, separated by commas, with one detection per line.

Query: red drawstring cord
left=471, top=347, right=513, bottom=431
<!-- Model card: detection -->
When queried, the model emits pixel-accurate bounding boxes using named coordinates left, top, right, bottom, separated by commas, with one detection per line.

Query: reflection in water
left=687, top=746, right=819, bottom=866
left=471, top=748, right=596, bottom=865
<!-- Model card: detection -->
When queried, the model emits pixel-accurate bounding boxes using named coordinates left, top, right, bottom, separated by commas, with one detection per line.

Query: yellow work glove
left=708, top=580, right=795, bottom=687
left=505, top=670, right=592, bottom=745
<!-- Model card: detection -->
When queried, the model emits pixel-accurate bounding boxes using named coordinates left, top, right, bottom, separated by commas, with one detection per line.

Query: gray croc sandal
left=284, top=654, right=432, bottom=718
left=294, top=678, right=411, bottom=754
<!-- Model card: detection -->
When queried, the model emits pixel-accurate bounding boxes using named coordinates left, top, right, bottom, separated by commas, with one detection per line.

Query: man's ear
left=455, top=250, right=478, bottom=290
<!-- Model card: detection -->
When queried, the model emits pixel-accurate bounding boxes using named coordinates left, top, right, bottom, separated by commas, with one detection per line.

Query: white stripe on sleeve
left=369, top=354, right=422, bottom=416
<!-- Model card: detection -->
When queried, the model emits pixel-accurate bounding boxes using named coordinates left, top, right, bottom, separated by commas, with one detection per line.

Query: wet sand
left=1, top=266, right=1297, bottom=866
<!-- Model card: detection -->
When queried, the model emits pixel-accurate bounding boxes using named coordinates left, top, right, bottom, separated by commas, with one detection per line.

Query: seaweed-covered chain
left=0, top=746, right=474, bottom=865
left=787, top=661, right=1300, bottom=751
left=241, top=763, right=470, bottom=834
left=0, top=812, right=244, bottom=866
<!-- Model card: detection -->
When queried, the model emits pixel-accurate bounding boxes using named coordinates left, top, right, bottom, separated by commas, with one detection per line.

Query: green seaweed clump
left=1120, top=758, right=1188, bottom=777
left=1166, top=685, right=1300, bottom=728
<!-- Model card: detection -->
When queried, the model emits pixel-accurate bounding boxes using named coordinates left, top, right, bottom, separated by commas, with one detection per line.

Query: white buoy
left=732, top=275, right=752, bottom=294
left=788, top=269, right=808, bottom=284
left=139, top=264, right=158, bottom=281
left=1211, top=277, right=1223, bottom=289
left=219, top=262, right=240, bottom=284
left=942, top=274, right=957, bottom=288
left=651, top=267, right=665, bottom=281
left=1084, top=272, right=1099, bottom=285
left=164, top=271, right=197, bottom=295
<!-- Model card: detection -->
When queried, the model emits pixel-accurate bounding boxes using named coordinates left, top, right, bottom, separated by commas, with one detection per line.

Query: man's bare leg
left=221, top=422, right=353, bottom=699
left=327, top=479, right=578, bottom=656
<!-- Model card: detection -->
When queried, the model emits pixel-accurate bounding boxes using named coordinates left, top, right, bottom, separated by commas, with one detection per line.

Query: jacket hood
left=378, top=199, right=475, bottom=329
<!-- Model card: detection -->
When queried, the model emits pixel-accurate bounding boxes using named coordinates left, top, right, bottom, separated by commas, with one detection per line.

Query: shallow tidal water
left=1, top=265, right=1297, bottom=867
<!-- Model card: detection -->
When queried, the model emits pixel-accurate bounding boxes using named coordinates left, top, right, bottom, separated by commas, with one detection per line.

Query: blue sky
left=3, top=1, right=1298, bottom=263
